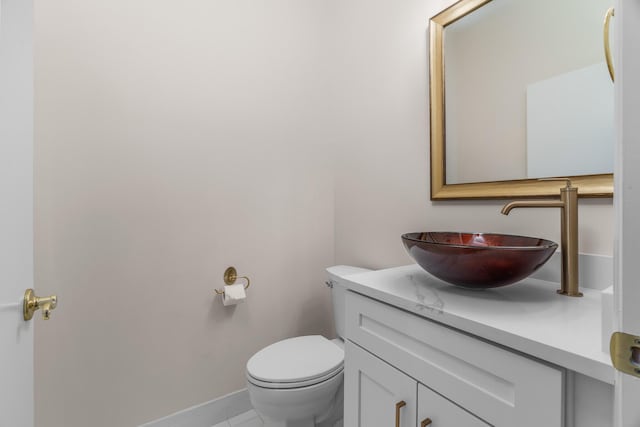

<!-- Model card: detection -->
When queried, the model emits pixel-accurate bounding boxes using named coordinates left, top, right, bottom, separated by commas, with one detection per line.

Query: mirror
left=429, top=0, right=614, bottom=199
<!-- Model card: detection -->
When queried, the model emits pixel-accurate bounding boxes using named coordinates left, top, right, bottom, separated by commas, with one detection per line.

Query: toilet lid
left=247, top=335, right=344, bottom=385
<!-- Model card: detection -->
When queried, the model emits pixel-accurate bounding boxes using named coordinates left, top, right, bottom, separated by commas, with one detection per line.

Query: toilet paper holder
left=214, top=266, right=251, bottom=295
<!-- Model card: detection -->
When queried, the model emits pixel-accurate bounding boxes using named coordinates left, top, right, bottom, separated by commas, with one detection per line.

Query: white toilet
left=246, top=265, right=371, bottom=427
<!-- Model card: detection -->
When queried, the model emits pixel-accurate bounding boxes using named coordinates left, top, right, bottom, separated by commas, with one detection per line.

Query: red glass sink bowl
left=401, top=232, right=558, bottom=289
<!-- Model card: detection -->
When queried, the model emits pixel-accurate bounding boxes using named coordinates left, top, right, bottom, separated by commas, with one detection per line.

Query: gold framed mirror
left=429, top=0, right=614, bottom=200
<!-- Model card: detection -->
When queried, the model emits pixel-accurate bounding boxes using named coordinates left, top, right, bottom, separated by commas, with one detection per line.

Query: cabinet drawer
left=346, top=291, right=564, bottom=427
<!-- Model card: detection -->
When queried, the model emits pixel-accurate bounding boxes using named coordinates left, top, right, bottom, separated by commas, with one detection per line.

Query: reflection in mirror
left=445, top=0, right=613, bottom=185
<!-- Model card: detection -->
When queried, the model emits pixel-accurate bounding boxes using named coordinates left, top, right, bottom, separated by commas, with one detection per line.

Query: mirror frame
left=429, top=0, right=614, bottom=200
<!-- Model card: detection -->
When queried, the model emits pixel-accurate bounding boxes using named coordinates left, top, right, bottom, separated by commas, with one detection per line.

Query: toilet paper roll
left=222, top=283, right=246, bottom=306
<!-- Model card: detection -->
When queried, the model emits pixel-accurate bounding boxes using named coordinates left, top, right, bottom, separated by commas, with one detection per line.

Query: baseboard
left=139, top=389, right=252, bottom=427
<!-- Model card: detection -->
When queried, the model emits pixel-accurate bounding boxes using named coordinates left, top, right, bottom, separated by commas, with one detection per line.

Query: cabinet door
left=417, top=384, right=489, bottom=427
left=345, top=340, right=417, bottom=427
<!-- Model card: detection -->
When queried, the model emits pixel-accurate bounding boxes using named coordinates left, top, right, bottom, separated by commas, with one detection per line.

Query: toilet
left=246, top=265, right=371, bottom=427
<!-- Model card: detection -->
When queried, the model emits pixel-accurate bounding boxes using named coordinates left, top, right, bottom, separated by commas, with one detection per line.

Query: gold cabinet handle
left=421, top=418, right=433, bottom=427
left=604, top=7, right=615, bottom=82
left=395, top=400, right=406, bottom=427
left=23, top=289, right=58, bottom=321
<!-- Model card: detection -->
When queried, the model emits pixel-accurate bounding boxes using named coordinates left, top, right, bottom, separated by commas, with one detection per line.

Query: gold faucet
left=500, top=179, right=582, bottom=297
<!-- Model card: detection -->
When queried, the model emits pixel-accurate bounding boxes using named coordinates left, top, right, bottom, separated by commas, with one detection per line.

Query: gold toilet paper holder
left=215, top=266, right=251, bottom=295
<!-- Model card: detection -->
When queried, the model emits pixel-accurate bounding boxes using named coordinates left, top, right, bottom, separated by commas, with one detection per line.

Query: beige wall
left=34, top=1, right=335, bottom=426
left=331, top=0, right=614, bottom=268
left=34, top=0, right=615, bottom=426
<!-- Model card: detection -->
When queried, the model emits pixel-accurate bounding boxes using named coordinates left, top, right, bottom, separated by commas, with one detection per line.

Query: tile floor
left=212, top=409, right=264, bottom=427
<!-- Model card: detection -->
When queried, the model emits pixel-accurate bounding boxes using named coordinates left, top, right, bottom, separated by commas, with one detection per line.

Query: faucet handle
left=538, top=177, right=574, bottom=190
left=538, top=177, right=578, bottom=197
left=538, top=177, right=573, bottom=187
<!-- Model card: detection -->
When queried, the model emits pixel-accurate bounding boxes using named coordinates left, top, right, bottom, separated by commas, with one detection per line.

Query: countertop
left=343, top=264, right=614, bottom=384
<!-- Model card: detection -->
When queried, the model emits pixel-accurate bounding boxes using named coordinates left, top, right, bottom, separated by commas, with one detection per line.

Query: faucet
left=500, top=179, right=582, bottom=297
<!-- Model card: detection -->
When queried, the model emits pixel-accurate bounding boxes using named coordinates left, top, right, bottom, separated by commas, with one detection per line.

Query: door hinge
left=610, top=332, right=640, bottom=378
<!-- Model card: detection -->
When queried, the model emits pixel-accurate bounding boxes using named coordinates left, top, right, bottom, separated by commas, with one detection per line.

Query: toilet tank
left=326, top=265, right=372, bottom=339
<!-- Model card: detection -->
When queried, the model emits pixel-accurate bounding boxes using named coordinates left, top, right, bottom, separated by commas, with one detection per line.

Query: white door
left=0, top=0, right=34, bottom=426
left=613, top=0, right=640, bottom=426
left=344, top=341, right=417, bottom=427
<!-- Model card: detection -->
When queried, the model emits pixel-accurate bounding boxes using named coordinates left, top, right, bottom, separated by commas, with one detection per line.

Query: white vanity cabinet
left=344, top=290, right=565, bottom=427
left=345, top=339, right=490, bottom=427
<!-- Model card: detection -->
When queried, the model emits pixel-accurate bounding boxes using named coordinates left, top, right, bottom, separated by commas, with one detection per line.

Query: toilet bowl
left=246, top=266, right=371, bottom=427
left=247, top=335, right=344, bottom=427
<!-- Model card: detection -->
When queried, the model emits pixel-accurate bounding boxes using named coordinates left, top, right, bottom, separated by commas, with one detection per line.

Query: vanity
left=341, top=265, right=613, bottom=427
left=338, top=0, right=619, bottom=424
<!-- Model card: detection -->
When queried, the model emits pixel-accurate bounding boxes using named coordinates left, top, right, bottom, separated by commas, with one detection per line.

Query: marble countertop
left=343, top=264, right=614, bottom=384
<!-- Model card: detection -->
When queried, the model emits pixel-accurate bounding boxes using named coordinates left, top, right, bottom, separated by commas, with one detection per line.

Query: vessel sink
left=401, top=232, right=558, bottom=289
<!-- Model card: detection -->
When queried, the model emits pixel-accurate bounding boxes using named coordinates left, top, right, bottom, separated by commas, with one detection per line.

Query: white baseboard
left=139, top=389, right=252, bottom=427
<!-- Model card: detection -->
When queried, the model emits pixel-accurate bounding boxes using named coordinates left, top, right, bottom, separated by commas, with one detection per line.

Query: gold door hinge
left=610, top=332, right=640, bottom=378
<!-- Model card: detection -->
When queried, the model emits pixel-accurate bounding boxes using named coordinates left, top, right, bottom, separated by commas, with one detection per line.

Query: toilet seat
left=247, top=365, right=343, bottom=389
left=246, top=335, right=344, bottom=390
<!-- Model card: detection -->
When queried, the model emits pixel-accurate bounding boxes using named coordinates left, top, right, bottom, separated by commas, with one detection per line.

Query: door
left=613, top=0, right=640, bottom=425
left=0, top=0, right=34, bottom=426
left=344, top=340, right=416, bottom=427
left=417, top=384, right=489, bottom=427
